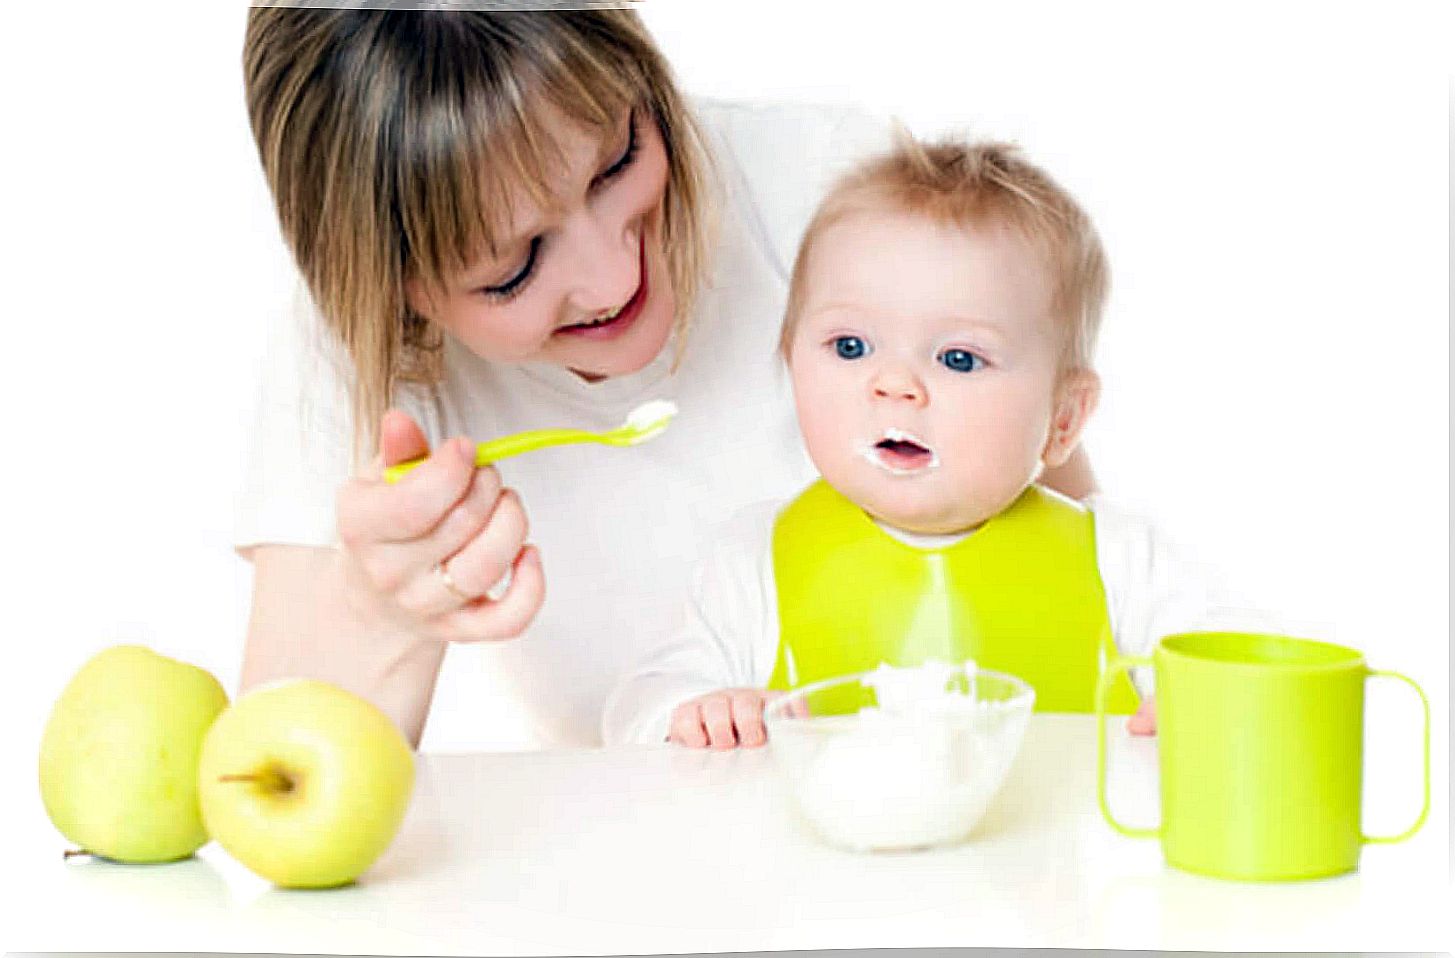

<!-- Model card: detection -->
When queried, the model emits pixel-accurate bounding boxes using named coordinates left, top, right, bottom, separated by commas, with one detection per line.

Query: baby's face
left=787, top=210, right=1091, bottom=535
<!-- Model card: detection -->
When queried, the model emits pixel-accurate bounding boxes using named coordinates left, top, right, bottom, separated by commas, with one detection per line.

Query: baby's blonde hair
left=781, top=131, right=1108, bottom=373
left=244, top=9, right=714, bottom=458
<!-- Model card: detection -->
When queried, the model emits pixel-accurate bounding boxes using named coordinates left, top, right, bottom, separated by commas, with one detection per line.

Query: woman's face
left=406, top=106, right=675, bottom=381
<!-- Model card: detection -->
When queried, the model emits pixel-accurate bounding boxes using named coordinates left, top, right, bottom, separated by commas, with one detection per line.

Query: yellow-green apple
left=197, top=679, right=414, bottom=888
left=39, top=644, right=229, bottom=862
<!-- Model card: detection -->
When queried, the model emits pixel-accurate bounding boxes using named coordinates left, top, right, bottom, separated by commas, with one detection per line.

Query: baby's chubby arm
left=600, top=630, right=735, bottom=746
left=601, top=501, right=782, bottom=746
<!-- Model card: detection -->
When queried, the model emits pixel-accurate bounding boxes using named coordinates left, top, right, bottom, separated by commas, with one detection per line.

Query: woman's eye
left=482, top=237, right=541, bottom=301
left=833, top=336, right=869, bottom=360
left=939, top=348, right=984, bottom=373
left=594, top=114, right=639, bottom=187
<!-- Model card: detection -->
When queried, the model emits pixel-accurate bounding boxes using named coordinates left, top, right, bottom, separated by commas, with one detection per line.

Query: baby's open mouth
left=864, top=428, right=939, bottom=474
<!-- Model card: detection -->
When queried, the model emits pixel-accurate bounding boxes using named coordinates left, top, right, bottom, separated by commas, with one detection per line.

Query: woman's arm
left=1040, top=445, right=1098, bottom=500
left=239, top=411, right=546, bottom=748
left=241, top=544, right=446, bottom=748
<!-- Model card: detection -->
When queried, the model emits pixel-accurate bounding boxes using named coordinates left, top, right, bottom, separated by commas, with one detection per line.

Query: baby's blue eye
left=833, top=336, right=869, bottom=360
left=939, top=348, right=984, bottom=373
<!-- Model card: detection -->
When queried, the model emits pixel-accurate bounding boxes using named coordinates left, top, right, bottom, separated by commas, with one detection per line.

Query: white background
left=2, top=0, right=1449, bottom=903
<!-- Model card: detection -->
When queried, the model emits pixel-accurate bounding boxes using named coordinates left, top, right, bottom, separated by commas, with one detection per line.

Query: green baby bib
left=768, top=480, right=1139, bottom=714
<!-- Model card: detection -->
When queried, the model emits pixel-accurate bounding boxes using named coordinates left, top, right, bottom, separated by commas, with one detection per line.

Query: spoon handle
left=384, top=428, right=607, bottom=484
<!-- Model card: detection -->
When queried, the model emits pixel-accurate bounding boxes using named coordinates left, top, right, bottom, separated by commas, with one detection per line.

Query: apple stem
left=219, top=768, right=295, bottom=793
left=63, top=848, right=89, bottom=860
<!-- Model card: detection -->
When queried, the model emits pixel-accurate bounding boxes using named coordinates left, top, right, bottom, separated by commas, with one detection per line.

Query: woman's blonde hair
left=243, top=8, right=714, bottom=457
left=781, top=130, right=1108, bottom=374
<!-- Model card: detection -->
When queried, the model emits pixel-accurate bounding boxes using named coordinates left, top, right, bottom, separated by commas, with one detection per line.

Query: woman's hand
left=668, top=688, right=783, bottom=749
left=335, top=409, right=546, bottom=644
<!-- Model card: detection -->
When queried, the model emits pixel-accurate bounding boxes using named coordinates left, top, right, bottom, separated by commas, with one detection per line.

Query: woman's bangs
left=401, top=42, right=646, bottom=296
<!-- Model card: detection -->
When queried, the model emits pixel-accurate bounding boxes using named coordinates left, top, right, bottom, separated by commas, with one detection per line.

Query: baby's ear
left=1041, top=369, right=1100, bottom=468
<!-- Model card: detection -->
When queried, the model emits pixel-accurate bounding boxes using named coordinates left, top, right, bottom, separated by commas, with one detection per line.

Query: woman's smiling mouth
left=861, top=428, right=940, bottom=474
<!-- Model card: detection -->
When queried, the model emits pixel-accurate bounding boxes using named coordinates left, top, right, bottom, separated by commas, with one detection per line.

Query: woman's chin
left=564, top=299, right=675, bottom=380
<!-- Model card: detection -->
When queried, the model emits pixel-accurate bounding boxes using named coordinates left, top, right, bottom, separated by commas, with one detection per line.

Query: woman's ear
left=402, top=276, right=435, bottom=324
left=1041, top=369, right=1101, bottom=468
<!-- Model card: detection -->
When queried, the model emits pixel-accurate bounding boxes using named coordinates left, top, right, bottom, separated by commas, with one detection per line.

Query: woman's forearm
left=241, top=543, right=446, bottom=748
left=1040, top=445, right=1098, bottom=501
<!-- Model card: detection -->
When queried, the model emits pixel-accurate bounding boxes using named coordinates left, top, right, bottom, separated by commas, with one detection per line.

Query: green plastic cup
left=1096, top=631, right=1429, bottom=881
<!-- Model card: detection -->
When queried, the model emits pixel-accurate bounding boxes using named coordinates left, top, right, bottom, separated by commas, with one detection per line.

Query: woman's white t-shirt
left=235, top=99, right=893, bottom=750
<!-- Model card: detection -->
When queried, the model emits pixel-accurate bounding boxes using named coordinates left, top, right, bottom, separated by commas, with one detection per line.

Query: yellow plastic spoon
left=384, top=399, right=678, bottom=484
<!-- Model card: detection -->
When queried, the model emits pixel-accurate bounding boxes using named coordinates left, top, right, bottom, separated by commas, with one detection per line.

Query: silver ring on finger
left=434, top=560, right=475, bottom=604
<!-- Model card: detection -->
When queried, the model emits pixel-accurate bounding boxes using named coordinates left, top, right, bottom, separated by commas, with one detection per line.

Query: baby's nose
left=871, top=368, right=927, bottom=404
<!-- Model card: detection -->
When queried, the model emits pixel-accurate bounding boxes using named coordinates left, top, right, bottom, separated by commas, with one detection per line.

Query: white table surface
left=7, top=714, right=1449, bottom=955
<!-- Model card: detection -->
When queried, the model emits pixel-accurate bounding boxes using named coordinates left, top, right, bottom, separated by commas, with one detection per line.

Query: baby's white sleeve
left=600, top=502, right=781, bottom=745
left=233, top=280, right=357, bottom=551
left=1091, top=496, right=1283, bottom=697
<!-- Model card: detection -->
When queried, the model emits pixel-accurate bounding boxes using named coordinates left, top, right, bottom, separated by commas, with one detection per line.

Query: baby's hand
left=668, top=688, right=779, bottom=749
left=1126, top=695, right=1157, bottom=736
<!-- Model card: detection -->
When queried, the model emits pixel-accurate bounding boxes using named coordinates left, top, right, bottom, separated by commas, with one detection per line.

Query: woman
left=237, top=8, right=1096, bottom=749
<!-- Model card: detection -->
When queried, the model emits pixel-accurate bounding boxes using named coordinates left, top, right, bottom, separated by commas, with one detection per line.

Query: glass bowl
left=762, top=661, right=1035, bottom=852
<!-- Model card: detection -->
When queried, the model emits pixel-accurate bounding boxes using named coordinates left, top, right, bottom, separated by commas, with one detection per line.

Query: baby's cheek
left=795, top=398, right=847, bottom=458
left=950, top=419, right=1039, bottom=488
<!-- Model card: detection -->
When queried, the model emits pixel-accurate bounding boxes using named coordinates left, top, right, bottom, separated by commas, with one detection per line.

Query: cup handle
left=1096, top=655, right=1160, bottom=839
left=1360, top=668, right=1430, bottom=845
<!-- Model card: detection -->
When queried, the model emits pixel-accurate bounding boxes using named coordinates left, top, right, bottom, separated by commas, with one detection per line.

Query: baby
left=603, top=132, right=1245, bottom=748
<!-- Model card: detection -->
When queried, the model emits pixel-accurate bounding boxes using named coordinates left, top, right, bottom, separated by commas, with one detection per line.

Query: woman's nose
left=870, top=365, right=927, bottom=406
left=564, top=214, right=638, bottom=316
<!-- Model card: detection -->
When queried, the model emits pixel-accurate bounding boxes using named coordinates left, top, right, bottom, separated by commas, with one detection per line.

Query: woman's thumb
left=379, top=409, right=431, bottom=467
